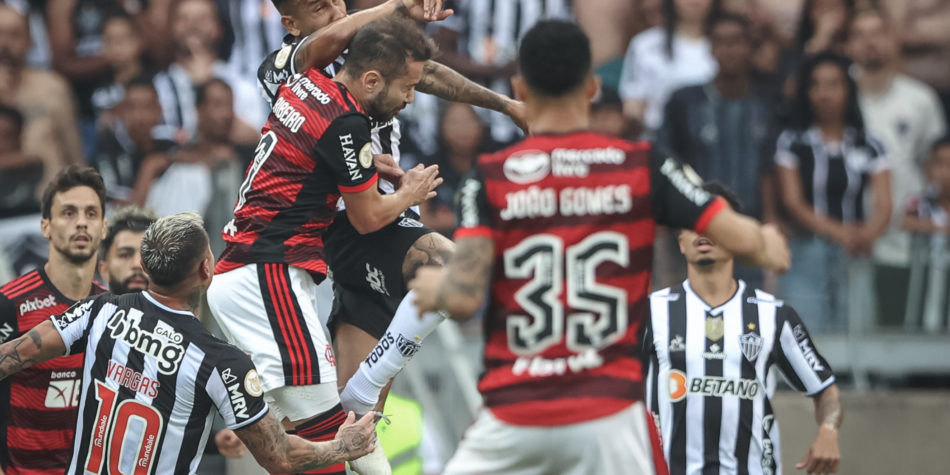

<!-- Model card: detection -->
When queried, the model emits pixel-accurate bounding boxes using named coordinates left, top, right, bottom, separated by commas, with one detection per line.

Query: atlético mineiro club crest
left=739, top=332, right=763, bottom=362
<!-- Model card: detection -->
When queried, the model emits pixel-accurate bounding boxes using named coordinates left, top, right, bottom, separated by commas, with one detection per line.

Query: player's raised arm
left=292, top=0, right=452, bottom=73
left=236, top=409, right=377, bottom=472
left=0, top=321, right=67, bottom=381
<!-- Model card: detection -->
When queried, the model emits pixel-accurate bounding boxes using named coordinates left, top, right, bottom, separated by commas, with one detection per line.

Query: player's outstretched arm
left=236, top=410, right=376, bottom=472
left=704, top=208, right=791, bottom=273
left=417, top=61, right=528, bottom=133
left=410, top=236, right=494, bottom=319
left=294, top=0, right=452, bottom=73
left=342, top=163, right=442, bottom=234
left=0, top=321, right=67, bottom=381
left=796, top=384, right=842, bottom=473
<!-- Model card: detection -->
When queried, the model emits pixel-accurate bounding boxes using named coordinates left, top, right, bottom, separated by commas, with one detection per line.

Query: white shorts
left=444, top=401, right=667, bottom=475
left=207, top=263, right=338, bottom=398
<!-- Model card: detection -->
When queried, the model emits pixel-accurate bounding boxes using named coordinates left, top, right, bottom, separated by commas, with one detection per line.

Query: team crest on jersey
left=503, top=150, right=550, bottom=184
left=668, top=334, right=685, bottom=352
left=705, top=314, right=724, bottom=341
left=274, top=44, right=292, bottom=69
left=740, top=332, right=763, bottom=362
left=244, top=369, right=264, bottom=397
left=359, top=143, right=373, bottom=168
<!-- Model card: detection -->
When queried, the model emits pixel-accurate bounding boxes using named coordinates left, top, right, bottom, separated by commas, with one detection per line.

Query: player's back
left=52, top=291, right=267, bottom=475
left=466, top=131, right=657, bottom=426
left=218, top=67, right=369, bottom=277
left=0, top=270, right=105, bottom=473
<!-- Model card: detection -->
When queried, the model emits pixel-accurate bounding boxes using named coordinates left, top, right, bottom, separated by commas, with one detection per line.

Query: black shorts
left=324, top=211, right=433, bottom=339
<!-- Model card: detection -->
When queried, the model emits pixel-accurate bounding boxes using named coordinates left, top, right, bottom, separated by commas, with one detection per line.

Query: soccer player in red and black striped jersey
left=0, top=166, right=108, bottom=475
left=411, top=20, right=791, bottom=474
left=207, top=16, right=440, bottom=475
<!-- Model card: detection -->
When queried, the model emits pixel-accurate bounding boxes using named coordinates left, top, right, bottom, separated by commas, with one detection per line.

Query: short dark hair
left=519, top=20, right=591, bottom=97
left=41, top=166, right=107, bottom=219
left=270, top=0, right=293, bottom=14
left=102, top=206, right=157, bottom=255
left=707, top=11, right=751, bottom=37
left=340, top=16, right=437, bottom=80
left=0, top=105, right=24, bottom=134
left=141, top=212, right=209, bottom=287
left=703, top=182, right=742, bottom=213
left=195, top=78, right=231, bottom=107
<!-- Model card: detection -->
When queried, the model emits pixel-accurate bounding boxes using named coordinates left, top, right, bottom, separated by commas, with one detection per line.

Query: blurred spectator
left=847, top=7, right=948, bottom=325
left=632, top=0, right=664, bottom=35
left=775, top=53, right=891, bottom=332
left=0, top=105, right=42, bottom=218
left=1, top=0, right=52, bottom=69
left=777, top=0, right=854, bottom=100
left=884, top=0, right=950, bottom=116
left=93, top=76, right=176, bottom=204
left=219, top=0, right=285, bottom=83
left=618, top=0, right=721, bottom=136
left=754, top=0, right=806, bottom=45
left=152, top=0, right=265, bottom=144
left=90, top=12, right=154, bottom=122
left=432, top=0, right=571, bottom=144
left=0, top=5, right=83, bottom=180
left=573, top=0, right=635, bottom=89
left=590, top=87, right=627, bottom=138
left=418, top=102, right=492, bottom=236
left=659, top=12, right=778, bottom=221
left=903, top=138, right=950, bottom=329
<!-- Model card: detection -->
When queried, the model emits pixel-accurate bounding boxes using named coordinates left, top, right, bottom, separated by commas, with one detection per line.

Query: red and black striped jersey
left=217, top=68, right=379, bottom=278
left=0, top=269, right=105, bottom=474
left=454, top=132, right=726, bottom=426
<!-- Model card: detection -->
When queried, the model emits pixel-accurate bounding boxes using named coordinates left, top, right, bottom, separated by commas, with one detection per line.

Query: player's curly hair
left=518, top=20, right=590, bottom=97
left=340, top=16, right=437, bottom=80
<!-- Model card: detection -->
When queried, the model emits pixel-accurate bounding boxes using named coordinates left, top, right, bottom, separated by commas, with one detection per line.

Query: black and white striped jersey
left=49, top=291, right=269, bottom=475
left=644, top=280, right=835, bottom=475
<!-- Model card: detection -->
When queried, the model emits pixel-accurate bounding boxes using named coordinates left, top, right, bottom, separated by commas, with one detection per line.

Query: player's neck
left=686, top=260, right=738, bottom=308
left=146, top=287, right=200, bottom=316
left=44, top=253, right=97, bottom=302
left=527, top=96, right=590, bottom=135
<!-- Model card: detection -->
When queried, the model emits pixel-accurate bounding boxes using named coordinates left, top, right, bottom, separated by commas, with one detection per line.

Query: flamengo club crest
left=740, top=332, right=763, bottom=362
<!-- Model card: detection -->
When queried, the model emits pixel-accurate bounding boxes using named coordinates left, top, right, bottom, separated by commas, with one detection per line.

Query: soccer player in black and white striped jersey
left=0, top=213, right=377, bottom=474
left=644, top=184, right=843, bottom=475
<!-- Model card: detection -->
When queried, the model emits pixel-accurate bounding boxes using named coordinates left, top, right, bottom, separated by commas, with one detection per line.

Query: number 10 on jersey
left=85, top=381, right=164, bottom=475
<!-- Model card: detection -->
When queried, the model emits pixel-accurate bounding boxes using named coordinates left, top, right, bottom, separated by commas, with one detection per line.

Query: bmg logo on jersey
left=108, top=309, right=185, bottom=375
left=45, top=370, right=81, bottom=408
left=19, top=295, right=56, bottom=314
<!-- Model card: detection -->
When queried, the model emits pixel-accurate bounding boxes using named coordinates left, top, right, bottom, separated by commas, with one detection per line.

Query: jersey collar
left=143, top=291, right=197, bottom=317
left=682, top=278, right=746, bottom=315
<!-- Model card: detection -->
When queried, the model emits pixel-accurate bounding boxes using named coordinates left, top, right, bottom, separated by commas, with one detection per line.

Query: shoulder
left=630, top=27, right=665, bottom=51
left=894, top=75, right=941, bottom=102
left=0, top=270, right=43, bottom=300
left=668, top=84, right=707, bottom=105
left=856, top=129, right=886, bottom=155
left=650, top=285, right=681, bottom=301
left=744, top=287, right=785, bottom=307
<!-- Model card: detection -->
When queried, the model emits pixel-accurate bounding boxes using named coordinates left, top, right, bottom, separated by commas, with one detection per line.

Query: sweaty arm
left=649, top=146, right=789, bottom=272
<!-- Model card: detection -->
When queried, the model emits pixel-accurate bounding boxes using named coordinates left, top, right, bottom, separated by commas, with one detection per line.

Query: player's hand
left=374, top=154, right=404, bottom=186
left=409, top=266, right=446, bottom=315
left=399, top=0, right=454, bottom=22
left=796, top=424, right=840, bottom=474
left=506, top=99, right=529, bottom=135
left=761, top=223, right=790, bottom=274
left=400, top=163, right=443, bottom=206
left=214, top=429, right=247, bottom=459
left=335, top=411, right=378, bottom=461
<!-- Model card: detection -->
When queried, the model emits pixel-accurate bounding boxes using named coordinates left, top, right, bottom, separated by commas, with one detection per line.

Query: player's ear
left=281, top=15, right=301, bottom=37
left=40, top=217, right=51, bottom=239
left=511, top=75, right=528, bottom=102
left=585, top=75, right=600, bottom=101
left=362, top=70, right=383, bottom=94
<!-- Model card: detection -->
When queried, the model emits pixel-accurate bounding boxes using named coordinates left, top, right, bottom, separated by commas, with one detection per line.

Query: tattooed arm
left=0, top=321, right=67, bottom=381
left=402, top=232, right=455, bottom=282
left=797, top=384, right=842, bottom=473
left=293, top=0, right=452, bottom=73
left=236, top=411, right=377, bottom=473
left=409, top=236, right=493, bottom=319
left=418, top=61, right=528, bottom=133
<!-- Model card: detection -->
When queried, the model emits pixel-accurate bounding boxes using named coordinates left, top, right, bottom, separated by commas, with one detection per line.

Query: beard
left=364, top=90, right=402, bottom=123
left=110, top=271, right=148, bottom=295
left=696, top=257, right=717, bottom=267
left=56, top=243, right=97, bottom=265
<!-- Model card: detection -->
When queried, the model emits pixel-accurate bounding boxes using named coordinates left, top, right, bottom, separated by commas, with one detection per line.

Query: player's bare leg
left=339, top=233, right=454, bottom=413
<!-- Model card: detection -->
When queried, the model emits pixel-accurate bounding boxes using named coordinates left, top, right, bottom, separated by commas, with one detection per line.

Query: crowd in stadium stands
left=1, top=0, right=950, bottom=337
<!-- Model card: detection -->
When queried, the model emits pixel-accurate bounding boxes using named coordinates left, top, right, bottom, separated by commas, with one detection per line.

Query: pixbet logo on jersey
left=20, top=295, right=57, bottom=314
